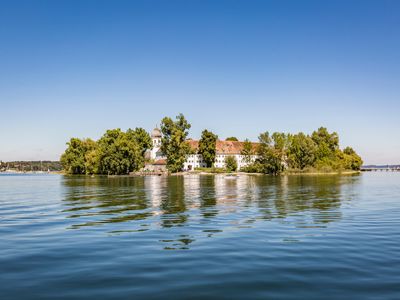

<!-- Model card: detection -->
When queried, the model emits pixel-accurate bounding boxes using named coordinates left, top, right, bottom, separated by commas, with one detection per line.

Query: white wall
left=183, top=154, right=207, bottom=170
left=184, top=153, right=258, bottom=170
left=150, top=137, right=162, bottom=160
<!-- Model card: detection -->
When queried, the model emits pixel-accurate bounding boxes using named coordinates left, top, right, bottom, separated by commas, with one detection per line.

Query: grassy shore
left=172, top=169, right=361, bottom=176
left=59, top=169, right=361, bottom=177
left=282, top=170, right=361, bottom=176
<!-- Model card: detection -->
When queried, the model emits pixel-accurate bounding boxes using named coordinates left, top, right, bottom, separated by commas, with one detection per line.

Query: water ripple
left=1, top=173, right=400, bottom=299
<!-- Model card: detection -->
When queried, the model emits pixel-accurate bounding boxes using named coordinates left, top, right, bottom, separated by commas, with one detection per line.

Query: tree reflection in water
left=61, top=174, right=361, bottom=249
left=61, top=176, right=151, bottom=230
left=159, top=176, right=187, bottom=228
left=251, top=175, right=348, bottom=226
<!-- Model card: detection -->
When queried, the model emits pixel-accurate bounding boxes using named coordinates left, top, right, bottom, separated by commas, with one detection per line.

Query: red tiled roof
left=154, top=159, right=167, bottom=165
left=186, top=140, right=259, bottom=155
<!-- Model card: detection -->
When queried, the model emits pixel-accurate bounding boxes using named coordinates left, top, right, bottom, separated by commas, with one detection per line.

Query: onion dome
left=151, top=127, right=162, bottom=138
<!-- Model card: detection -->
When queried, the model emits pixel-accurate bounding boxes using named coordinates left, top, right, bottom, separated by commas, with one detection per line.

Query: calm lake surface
left=1, top=173, right=399, bottom=299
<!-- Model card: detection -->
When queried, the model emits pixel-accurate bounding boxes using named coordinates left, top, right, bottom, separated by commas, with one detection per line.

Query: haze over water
left=1, top=173, right=399, bottom=299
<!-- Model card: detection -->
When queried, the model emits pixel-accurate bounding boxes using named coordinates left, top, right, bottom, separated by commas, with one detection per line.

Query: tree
left=97, top=129, right=142, bottom=175
left=254, top=131, right=283, bottom=175
left=343, top=146, right=355, bottom=155
left=126, top=127, right=152, bottom=168
left=60, top=138, right=97, bottom=174
left=311, top=127, right=339, bottom=162
left=311, top=127, right=339, bottom=150
left=84, top=145, right=100, bottom=175
left=258, top=131, right=271, bottom=145
left=198, top=129, right=218, bottom=167
left=60, top=122, right=364, bottom=175
left=287, top=133, right=317, bottom=170
left=272, top=132, right=288, bottom=166
left=225, top=155, right=237, bottom=172
left=225, top=137, right=238, bottom=141
left=342, top=147, right=363, bottom=170
left=60, top=127, right=151, bottom=175
left=272, top=132, right=287, bottom=151
left=259, top=148, right=282, bottom=175
left=160, top=113, right=191, bottom=173
left=241, top=139, right=254, bottom=164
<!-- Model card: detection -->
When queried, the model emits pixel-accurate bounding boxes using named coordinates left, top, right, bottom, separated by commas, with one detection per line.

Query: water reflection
left=61, top=176, right=152, bottom=229
left=159, top=176, right=188, bottom=228
left=251, top=175, right=346, bottom=225
left=61, top=174, right=361, bottom=249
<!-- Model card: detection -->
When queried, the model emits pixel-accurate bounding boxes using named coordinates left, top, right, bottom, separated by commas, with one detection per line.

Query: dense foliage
left=225, top=137, right=238, bottom=141
left=241, top=132, right=284, bottom=175
left=198, top=130, right=218, bottom=167
left=242, top=127, right=363, bottom=175
left=60, top=112, right=362, bottom=176
left=60, top=138, right=97, bottom=174
left=287, top=133, right=316, bottom=170
left=160, top=113, right=192, bottom=173
left=240, top=139, right=254, bottom=164
left=60, top=128, right=152, bottom=175
left=225, top=155, right=238, bottom=172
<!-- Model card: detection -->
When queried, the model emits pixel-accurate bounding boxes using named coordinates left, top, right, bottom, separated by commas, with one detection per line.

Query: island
left=60, top=114, right=363, bottom=176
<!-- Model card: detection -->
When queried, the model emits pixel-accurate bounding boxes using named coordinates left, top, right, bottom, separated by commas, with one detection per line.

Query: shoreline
left=170, top=170, right=361, bottom=176
left=1, top=170, right=362, bottom=177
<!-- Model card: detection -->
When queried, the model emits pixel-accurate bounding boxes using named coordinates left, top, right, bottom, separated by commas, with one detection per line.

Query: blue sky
left=0, top=0, right=399, bottom=164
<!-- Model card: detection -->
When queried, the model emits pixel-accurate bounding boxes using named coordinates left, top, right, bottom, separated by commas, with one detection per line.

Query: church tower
left=150, top=127, right=162, bottom=160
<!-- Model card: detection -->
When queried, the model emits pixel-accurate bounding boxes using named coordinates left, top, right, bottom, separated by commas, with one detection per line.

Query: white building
left=148, top=127, right=258, bottom=171
left=149, top=127, right=163, bottom=160
left=182, top=140, right=258, bottom=170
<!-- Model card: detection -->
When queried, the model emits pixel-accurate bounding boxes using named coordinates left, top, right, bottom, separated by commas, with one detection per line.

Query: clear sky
left=0, top=0, right=399, bottom=164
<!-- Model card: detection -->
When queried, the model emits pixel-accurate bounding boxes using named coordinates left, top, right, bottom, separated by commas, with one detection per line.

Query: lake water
left=1, top=173, right=399, bottom=299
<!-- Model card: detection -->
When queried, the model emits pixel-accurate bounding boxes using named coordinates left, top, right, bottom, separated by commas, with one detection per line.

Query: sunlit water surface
left=1, top=173, right=399, bottom=299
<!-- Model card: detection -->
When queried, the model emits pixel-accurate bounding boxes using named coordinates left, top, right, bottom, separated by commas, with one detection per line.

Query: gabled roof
left=186, top=140, right=259, bottom=155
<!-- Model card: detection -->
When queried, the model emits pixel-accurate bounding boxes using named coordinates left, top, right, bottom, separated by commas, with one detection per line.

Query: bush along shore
left=60, top=113, right=362, bottom=175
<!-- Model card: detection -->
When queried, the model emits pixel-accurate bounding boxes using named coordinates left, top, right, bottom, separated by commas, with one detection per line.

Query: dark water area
left=1, top=173, right=399, bottom=299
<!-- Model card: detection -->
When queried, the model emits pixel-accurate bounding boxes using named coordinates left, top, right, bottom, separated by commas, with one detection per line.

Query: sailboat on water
left=36, top=161, right=45, bottom=174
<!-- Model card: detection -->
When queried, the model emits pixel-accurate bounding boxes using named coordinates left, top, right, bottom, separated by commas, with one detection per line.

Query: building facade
left=148, top=128, right=258, bottom=171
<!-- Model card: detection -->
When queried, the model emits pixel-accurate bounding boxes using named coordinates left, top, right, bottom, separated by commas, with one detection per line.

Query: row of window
left=186, top=154, right=258, bottom=163
left=189, top=154, right=257, bottom=158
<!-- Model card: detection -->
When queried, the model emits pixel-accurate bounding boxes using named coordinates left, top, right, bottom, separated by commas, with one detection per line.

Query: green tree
left=254, top=131, right=283, bottom=175
left=246, top=131, right=284, bottom=175
left=241, top=138, right=254, bottom=164
left=84, top=146, right=100, bottom=175
left=160, top=113, right=191, bottom=173
left=272, top=132, right=287, bottom=151
left=258, top=131, right=271, bottom=145
left=311, top=127, right=339, bottom=166
left=224, top=155, right=237, bottom=172
left=126, top=127, right=152, bottom=168
left=97, top=129, right=142, bottom=175
left=225, top=137, right=238, bottom=141
left=272, top=132, right=288, bottom=166
left=342, top=147, right=363, bottom=170
left=262, top=148, right=282, bottom=174
left=81, top=138, right=99, bottom=175
left=60, top=138, right=97, bottom=174
left=287, top=133, right=317, bottom=170
left=198, top=129, right=218, bottom=167
left=343, top=146, right=355, bottom=155
left=311, top=127, right=339, bottom=150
